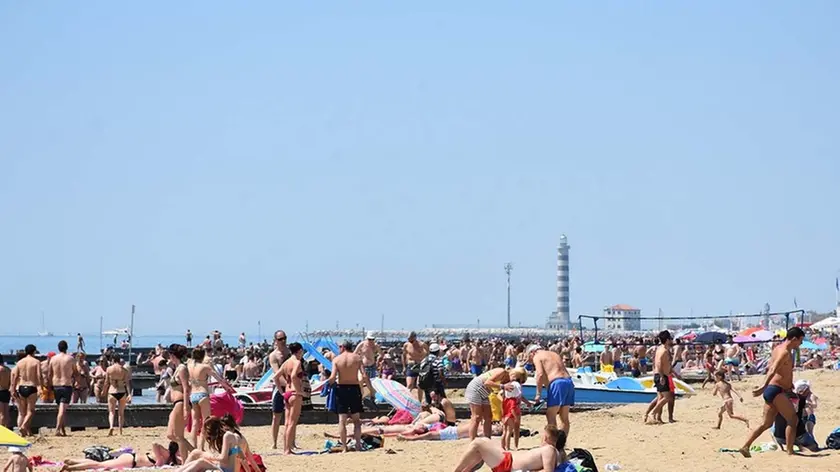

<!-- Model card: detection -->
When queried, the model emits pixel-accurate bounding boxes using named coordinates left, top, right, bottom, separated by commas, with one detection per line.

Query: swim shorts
left=724, top=357, right=740, bottom=367
left=470, top=364, right=483, bottom=376
left=546, top=377, right=575, bottom=408
left=438, top=426, right=459, bottom=441
left=0, top=389, right=10, bottom=403
left=492, top=451, right=513, bottom=472
left=335, top=384, right=363, bottom=415
left=405, top=363, right=420, bottom=378
left=364, top=365, right=377, bottom=379
left=53, top=385, right=73, bottom=404
left=272, top=389, right=285, bottom=414
left=653, top=374, right=674, bottom=394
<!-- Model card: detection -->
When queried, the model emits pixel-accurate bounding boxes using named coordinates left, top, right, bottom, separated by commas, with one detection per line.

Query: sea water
left=0, top=334, right=269, bottom=355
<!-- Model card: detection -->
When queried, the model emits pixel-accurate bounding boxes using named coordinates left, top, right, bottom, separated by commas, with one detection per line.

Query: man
left=268, top=330, right=290, bottom=449
left=420, top=343, right=446, bottom=405
left=724, top=342, right=743, bottom=381
left=468, top=341, right=485, bottom=376
left=76, top=334, right=85, bottom=353
left=459, top=340, right=472, bottom=374
left=238, top=332, right=246, bottom=349
left=46, top=341, right=75, bottom=436
left=355, top=332, right=382, bottom=385
left=740, top=327, right=805, bottom=457
left=328, top=340, right=369, bottom=452
left=611, top=343, right=623, bottom=375
left=599, top=344, right=613, bottom=373
left=672, top=339, right=684, bottom=378
left=402, top=332, right=427, bottom=402
left=646, top=330, right=676, bottom=424
left=451, top=425, right=565, bottom=472
left=185, top=329, right=193, bottom=348
left=531, top=346, right=574, bottom=436
left=0, top=355, right=10, bottom=428
left=572, top=347, right=584, bottom=368
left=11, top=345, right=41, bottom=436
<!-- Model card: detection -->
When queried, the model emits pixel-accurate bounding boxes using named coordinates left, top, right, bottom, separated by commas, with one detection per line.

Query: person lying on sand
left=397, top=422, right=503, bottom=442
left=451, top=425, right=565, bottom=472
left=60, top=442, right=180, bottom=471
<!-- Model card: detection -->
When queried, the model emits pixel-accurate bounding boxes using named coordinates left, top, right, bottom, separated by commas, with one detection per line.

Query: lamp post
left=504, top=263, right=513, bottom=328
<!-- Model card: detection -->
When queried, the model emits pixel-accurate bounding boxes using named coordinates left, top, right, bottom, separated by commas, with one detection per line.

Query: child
left=711, top=370, right=749, bottom=430
left=3, top=447, right=32, bottom=472
left=501, top=368, right=531, bottom=450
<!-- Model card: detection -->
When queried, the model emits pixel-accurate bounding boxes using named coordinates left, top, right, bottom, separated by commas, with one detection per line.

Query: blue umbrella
left=695, top=332, right=728, bottom=344
left=800, top=340, right=827, bottom=351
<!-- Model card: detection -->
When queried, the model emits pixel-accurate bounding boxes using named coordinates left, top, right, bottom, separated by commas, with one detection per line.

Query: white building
left=604, top=304, right=642, bottom=331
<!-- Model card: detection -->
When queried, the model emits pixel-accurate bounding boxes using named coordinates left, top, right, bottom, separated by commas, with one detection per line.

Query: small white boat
left=520, top=369, right=694, bottom=404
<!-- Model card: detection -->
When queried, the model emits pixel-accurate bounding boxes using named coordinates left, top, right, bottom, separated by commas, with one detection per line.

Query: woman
left=275, top=342, right=305, bottom=455
left=167, top=344, right=193, bottom=454
left=179, top=417, right=242, bottom=472
left=72, top=353, right=91, bottom=404
left=188, top=348, right=232, bottom=450
left=223, top=356, right=239, bottom=384
left=220, top=414, right=261, bottom=472
left=465, top=366, right=510, bottom=440
left=105, top=356, right=130, bottom=436
left=90, top=357, right=109, bottom=404
left=60, top=442, right=180, bottom=471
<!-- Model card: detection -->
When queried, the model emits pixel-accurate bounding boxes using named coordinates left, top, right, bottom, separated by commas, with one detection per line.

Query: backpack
left=825, top=428, right=840, bottom=450
left=567, top=448, right=598, bottom=472
left=418, top=356, right=437, bottom=390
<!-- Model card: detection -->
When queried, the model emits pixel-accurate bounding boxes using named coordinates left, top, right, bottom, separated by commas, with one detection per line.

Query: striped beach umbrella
left=371, top=378, right=421, bottom=415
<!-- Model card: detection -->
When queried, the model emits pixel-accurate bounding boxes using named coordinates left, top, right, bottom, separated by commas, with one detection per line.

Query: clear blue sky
left=1, top=2, right=838, bottom=336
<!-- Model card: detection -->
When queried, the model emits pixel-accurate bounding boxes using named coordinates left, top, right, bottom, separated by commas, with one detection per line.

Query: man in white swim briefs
left=530, top=345, right=574, bottom=436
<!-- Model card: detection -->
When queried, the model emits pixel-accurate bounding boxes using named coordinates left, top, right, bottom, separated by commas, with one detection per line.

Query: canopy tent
left=810, top=317, right=840, bottom=330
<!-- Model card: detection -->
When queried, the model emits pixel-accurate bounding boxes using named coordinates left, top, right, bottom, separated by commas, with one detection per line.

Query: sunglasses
left=275, top=337, right=287, bottom=342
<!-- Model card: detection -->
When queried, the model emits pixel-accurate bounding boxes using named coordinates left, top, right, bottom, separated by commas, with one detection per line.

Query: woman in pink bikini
left=275, top=342, right=306, bottom=455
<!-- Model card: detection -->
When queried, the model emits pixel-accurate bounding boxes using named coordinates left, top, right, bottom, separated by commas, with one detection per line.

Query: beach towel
left=388, top=409, right=414, bottom=425
left=567, top=448, right=597, bottom=472
left=320, top=382, right=338, bottom=413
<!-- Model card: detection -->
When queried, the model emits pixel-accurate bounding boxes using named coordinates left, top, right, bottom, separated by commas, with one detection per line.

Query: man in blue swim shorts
left=739, top=327, right=805, bottom=457
left=529, top=345, right=574, bottom=437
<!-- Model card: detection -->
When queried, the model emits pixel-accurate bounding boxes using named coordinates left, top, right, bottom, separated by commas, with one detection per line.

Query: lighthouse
left=547, top=235, right=571, bottom=330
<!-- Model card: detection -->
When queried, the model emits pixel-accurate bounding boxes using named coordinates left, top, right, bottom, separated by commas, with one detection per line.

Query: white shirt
left=505, top=381, right=522, bottom=399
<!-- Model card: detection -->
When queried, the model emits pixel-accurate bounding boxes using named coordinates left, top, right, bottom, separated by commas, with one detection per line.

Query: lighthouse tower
left=547, top=235, right=571, bottom=330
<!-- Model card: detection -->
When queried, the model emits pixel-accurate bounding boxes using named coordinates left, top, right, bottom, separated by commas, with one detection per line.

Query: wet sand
left=4, top=370, right=839, bottom=471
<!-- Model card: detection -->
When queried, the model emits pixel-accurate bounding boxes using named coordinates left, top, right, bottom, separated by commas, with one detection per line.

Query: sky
left=1, top=2, right=838, bottom=337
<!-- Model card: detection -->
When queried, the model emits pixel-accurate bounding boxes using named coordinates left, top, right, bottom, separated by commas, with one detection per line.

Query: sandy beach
left=4, top=370, right=839, bottom=472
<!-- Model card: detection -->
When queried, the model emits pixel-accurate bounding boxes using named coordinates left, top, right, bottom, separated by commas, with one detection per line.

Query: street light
left=504, top=263, right=513, bottom=328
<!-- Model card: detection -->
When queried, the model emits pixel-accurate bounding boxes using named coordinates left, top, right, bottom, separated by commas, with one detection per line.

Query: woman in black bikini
left=105, top=355, right=130, bottom=436
left=167, top=344, right=193, bottom=455
left=60, top=441, right=180, bottom=471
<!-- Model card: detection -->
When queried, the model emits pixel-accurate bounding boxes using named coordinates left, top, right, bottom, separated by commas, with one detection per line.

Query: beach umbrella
left=371, top=378, right=421, bottom=415
left=738, top=326, right=763, bottom=337
left=694, top=332, right=728, bottom=344
left=733, top=330, right=774, bottom=344
left=800, top=341, right=827, bottom=351
left=810, top=317, right=840, bottom=330
left=0, top=426, right=29, bottom=448
left=812, top=337, right=828, bottom=346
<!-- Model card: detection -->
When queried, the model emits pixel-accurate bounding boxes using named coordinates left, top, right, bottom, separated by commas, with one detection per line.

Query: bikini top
left=228, top=445, right=242, bottom=456
left=170, top=365, right=186, bottom=390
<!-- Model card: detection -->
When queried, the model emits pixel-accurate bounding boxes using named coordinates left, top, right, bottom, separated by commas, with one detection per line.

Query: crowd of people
left=1, top=323, right=837, bottom=472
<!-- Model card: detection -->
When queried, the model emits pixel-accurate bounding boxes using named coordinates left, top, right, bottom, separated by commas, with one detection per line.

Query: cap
left=366, top=332, right=376, bottom=340
left=429, top=343, right=441, bottom=353
left=8, top=447, right=23, bottom=453
left=526, top=345, right=543, bottom=356
left=47, top=352, right=56, bottom=358
left=794, top=379, right=811, bottom=394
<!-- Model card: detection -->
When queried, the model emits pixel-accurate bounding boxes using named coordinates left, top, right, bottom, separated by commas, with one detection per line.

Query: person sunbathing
left=451, top=425, right=565, bottom=472
left=397, top=422, right=503, bottom=442
left=60, top=442, right=180, bottom=471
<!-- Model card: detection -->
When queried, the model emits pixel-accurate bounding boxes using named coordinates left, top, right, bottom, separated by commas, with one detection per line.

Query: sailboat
left=37, top=311, right=53, bottom=337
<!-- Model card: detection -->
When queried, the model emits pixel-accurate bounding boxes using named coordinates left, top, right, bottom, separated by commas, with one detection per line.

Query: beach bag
left=83, top=446, right=114, bottom=462
left=250, top=453, right=266, bottom=472
left=568, top=448, right=598, bottom=472
left=418, top=357, right=436, bottom=390
left=825, top=428, right=840, bottom=449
